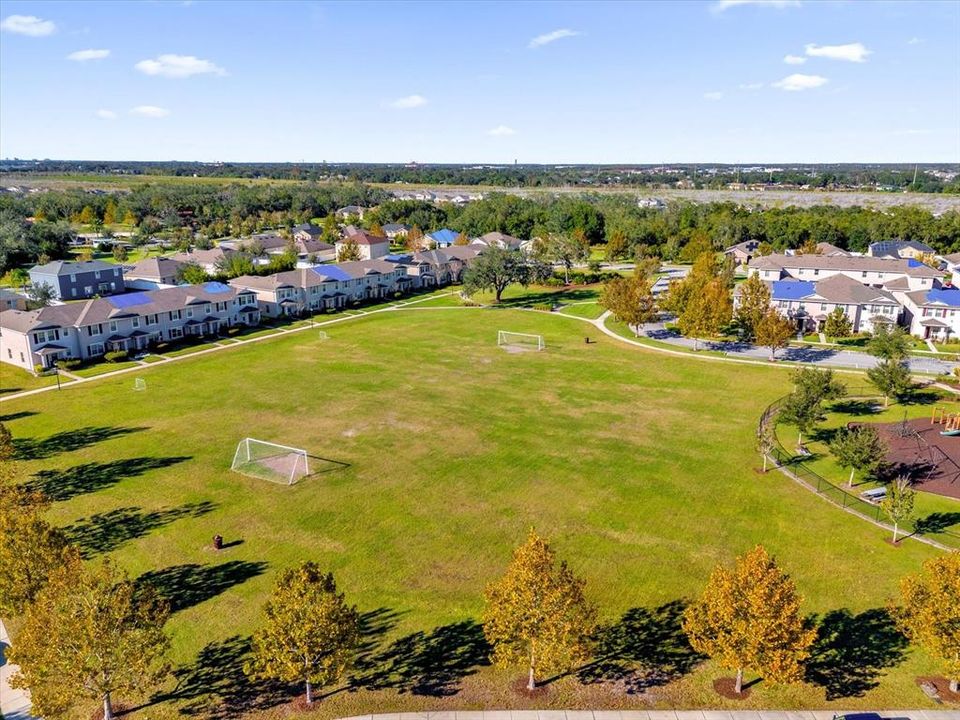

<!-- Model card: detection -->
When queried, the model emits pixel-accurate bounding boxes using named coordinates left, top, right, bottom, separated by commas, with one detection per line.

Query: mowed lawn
left=0, top=308, right=949, bottom=714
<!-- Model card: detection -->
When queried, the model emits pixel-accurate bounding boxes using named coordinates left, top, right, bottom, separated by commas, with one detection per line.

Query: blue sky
left=1, top=0, right=958, bottom=163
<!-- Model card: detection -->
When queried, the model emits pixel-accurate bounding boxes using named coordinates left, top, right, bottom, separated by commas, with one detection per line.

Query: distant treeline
left=3, top=159, right=959, bottom=192
left=2, top=182, right=959, bottom=273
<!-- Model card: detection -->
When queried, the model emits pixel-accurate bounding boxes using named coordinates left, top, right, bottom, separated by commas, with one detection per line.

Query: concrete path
left=0, top=619, right=35, bottom=720
left=336, top=710, right=960, bottom=720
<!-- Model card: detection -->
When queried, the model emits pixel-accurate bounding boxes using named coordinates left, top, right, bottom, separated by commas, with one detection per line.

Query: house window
left=95, top=271, right=101, bottom=279
left=6, top=349, right=10, bottom=359
left=71, top=288, right=77, bottom=298
left=186, top=309, right=193, bottom=318
left=132, top=318, right=140, bottom=329
left=169, top=328, right=183, bottom=339
left=110, top=321, right=118, bottom=332
left=862, top=271, right=868, bottom=278
left=89, top=343, right=104, bottom=356
left=70, top=274, right=76, bottom=282
left=820, top=303, right=827, bottom=311
left=814, top=269, right=820, bottom=276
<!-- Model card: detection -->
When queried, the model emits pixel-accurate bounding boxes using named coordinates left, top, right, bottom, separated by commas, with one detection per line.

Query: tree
left=462, top=247, right=545, bottom=303
left=867, top=324, right=911, bottom=362
left=830, top=425, right=886, bottom=486
left=755, top=309, right=795, bottom=360
left=734, top=274, right=772, bottom=340
left=893, top=551, right=960, bottom=693
left=634, top=255, right=660, bottom=281
left=792, top=366, right=846, bottom=405
left=122, top=210, right=138, bottom=226
left=368, top=222, right=385, bottom=238
left=866, top=359, right=912, bottom=407
left=112, top=244, right=128, bottom=262
left=678, top=278, right=732, bottom=350
left=321, top=214, right=339, bottom=244
left=679, top=230, right=713, bottom=263
left=9, top=267, right=29, bottom=289
left=483, top=529, right=596, bottom=691
left=215, top=253, right=256, bottom=279
left=605, top=228, right=628, bottom=261
left=777, top=389, right=822, bottom=447
left=26, top=281, right=56, bottom=308
left=177, top=261, right=209, bottom=285
left=103, top=199, right=117, bottom=226
left=78, top=205, right=97, bottom=226
left=537, top=233, right=589, bottom=284
left=683, top=545, right=816, bottom=696
left=246, top=563, right=360, bottom=704
left=798, top=237, right=820, bottom=255
left=8, top=558, right=171, bottom=720
left=600, top=275, right=657, bottom=336
left=881, top=476, right=915, bottom=543
left=337, top=236, right=362, bottom=262
left=823, top=307, right=852, bottom=339
left=454, top=231, right=470, bottom=246
left=405, top=225, right=424, bottom=251
left=755, top=241, right=775, bottom=257
left=0, top=421, right=12, bottom=461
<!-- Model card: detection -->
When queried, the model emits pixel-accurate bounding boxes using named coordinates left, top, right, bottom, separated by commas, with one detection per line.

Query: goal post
left=318, top=330, right=329, bottom=341
left=231, top=438, right=310, bottom=485
left=133, top=377, right=147, bottom=391
left=497, top=330, right=544, bottom=351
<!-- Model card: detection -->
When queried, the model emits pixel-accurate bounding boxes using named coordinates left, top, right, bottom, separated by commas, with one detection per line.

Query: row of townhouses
left=738, top=252, right=960, bottom=341
left=0, top=246, right=483, bottom=372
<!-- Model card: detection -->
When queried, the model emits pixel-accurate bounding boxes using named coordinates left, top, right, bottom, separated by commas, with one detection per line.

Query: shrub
left=55, top=359, right=81, bottom=370
left=103, top=350, right=128, bottom=363
left=33, top=364, right=45, bottom=375
left=532, top=302, right=555, bottom=312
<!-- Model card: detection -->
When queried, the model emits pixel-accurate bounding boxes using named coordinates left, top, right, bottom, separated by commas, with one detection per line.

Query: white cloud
left=784, top=54, right=806, bottom=65
left=134, top=54, right=226, bottom=78
left=712, top=0, right=800, bottom=12
left=907, top=37, right=923, bottom=45
left=96, top=109, right=117, bottom=120
left=703, top=91, right=723, bottom=101
left=528, top=28, right=580, bottom=48
left=772, top=73, right=828, bottom=91
left=739, top=82, right=764, bottom=90
left=1, top=14, right=56, bottom=36
left=67, top=48, right=110, bottom=61
left=487, top=125, right=517, bottom=137
left=130, top=105, right=170, bottom=118
left=804, top=42, right=871, bottom=63
left=390, top=94, right=428, bottom=109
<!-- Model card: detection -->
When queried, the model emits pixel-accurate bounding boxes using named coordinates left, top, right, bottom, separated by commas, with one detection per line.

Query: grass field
left=1, top=306, right=954, bottom=716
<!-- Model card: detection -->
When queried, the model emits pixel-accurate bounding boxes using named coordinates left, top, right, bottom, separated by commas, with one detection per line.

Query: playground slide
left=940, top=429, right=960, bottom=437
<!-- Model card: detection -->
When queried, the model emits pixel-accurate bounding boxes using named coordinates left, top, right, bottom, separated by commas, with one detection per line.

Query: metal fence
left=758, top=385, right=960, bottom=549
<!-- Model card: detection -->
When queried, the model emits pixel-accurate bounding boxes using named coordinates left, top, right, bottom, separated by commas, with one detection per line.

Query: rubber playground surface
left=867, top=417, right=960, bottom=500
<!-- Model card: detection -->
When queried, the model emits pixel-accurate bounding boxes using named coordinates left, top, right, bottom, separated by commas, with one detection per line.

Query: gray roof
left=125, top=257, right=184, bottom=280
left=30, top=259, right=114, bottom=276
left=750, top=253, right=941, bottom=278
left=808, top=273, right=898, bottom=305
left=475, top=231, right=523, bottom=249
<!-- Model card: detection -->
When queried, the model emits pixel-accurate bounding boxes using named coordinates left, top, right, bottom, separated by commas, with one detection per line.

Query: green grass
left=1, top=308, right=953, bottom=714
left=0, top=366, right=71, bottom=394
left=70, top=360, right=142, bottom=378
left=554, top=301, right=606, bottom=320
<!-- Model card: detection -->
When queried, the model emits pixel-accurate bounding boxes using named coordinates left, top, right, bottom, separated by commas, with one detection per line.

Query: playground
left=864, top=408, right=960, bottom=500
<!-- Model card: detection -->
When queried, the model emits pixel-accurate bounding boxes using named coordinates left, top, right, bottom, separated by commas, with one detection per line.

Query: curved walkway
left=0, top=619, right=35, bottom=720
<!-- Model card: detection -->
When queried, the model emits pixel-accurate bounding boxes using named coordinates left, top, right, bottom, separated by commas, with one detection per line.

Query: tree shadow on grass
left=26, top=456, right=191, bottom=502
left=14, top=425, right=147, bottom=460
left=136, top=560, right=268, bottom=614
left=353, top=619, right=490, bottom=697
left=0, top=410, right=36, bottom=423
left=901, top=389, right=941, bottom=406
left=64, top=501, right=216, bottom=557
left=804, top=608, right=908, bottom=700
left=829, top=400, right=881, bottom=416
left=912, top=512, right=960, bottom=535
left=576, top=600, right=704, bottom=693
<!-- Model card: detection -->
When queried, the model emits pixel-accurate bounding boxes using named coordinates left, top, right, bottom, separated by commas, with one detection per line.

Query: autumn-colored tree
left=122, top=210, right=137, bottom=226
left=823, top=307, right=852, bottom=339
left=734, top=274, right=771, bottom=340
left=112, top=244, right=128, bottom=262
left=605, top=228, right=628, bottom=261
left=483, top=529, right=596, bottom=691
left=830, top=426, right=886, bottom=487
left=634, top=255, right=661, bottom=281
left=337, top=236, right=362, bottom=262
left=798, top=237, right=820, bottom=255
left=245, top=563, right=360, bottom=704
left=405, top=225, right=424, bottom=251
left=368, top=222, right=385, bottom=238
left=78, top=205, right=97, bottom=226
left=683, top=545, right=816, bottom=696
left=678, top=278, right=732, bottom=350
left=9, top=558, right=171, bottom=720
left=103, top=199, right=118, bottom=226
left=893, top=551, right=960, bottom=693
left=881, top=477, right=915, bottom=543
left=755, top=308, right=795, bottom=360
left=755, top=241, right=775, bottom=257
left=454, top=231, right=470, bottom=246
left=599, top=275, right=657, bottom=336
left=0, top=421, right=13, bottom=461
left=661, top=251, right=721, bottom=317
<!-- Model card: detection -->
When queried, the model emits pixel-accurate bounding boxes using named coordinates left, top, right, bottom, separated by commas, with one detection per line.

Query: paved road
left=631, top=318, right=959, bottom=375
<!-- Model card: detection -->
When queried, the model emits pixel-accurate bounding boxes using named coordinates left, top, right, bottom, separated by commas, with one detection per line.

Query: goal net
left=497, top=330, right=544, bottom=352
left=133, top=377, right=147, bottom=391
left=318, top=330, right=329, bottom=341
left=231, top=438, right=310, bottom=485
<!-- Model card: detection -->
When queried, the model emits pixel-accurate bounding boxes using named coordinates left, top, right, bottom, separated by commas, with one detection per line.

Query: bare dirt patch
left=712, top=677, right=752, bottom=700
left=916, top=676, right=960, bottom=704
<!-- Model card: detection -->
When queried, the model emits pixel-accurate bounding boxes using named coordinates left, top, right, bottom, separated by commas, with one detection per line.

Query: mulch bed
left=916, top=676, right=960, bottom=704
left=712, top=677, right=751, bottom=700
left=291, top=696, right=323, bottom=713
left=90, top=703, right=132, bottom=720
left=511, top=676, right=553, bottom=699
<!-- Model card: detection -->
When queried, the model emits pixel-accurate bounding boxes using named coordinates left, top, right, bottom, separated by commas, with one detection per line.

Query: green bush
left=104, top=350, right=128, bottom=363
left=532, top=302, right=555, bottom=312
left=55, top=358, right=81, bottom=370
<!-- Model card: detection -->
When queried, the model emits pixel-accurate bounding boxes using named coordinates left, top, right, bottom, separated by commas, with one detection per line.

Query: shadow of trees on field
left=805, top=608, right=908, bottom=700
left=64, top=501, right=216, bottom=557
left=26, top=456, right=191, bottom=502
left=353, top=619, right=490, bottom=697
left=830, top=399, right=881, bottom=416
left=912, top=511, right=960, bottom=535
left=0, top=410, right=36, bottom=423
left=576, top=600, right=704, bottom=693
left=14, top=425, right=147, bottom=460
left=137, top=560, right=268, bottom=614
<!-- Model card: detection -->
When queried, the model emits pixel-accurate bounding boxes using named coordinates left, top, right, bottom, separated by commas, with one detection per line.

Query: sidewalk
left=0, top=619, right=35, bottom=720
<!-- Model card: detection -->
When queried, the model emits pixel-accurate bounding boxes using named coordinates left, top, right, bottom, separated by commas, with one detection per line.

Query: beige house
left=336, top=232, right=389, bottom=260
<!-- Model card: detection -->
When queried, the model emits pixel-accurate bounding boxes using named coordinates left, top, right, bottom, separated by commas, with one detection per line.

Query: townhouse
left=382, top=223, right=411, bottom=240
left=901, top=287, right=960, bottom=341
left=424, top=228, right=460, bottom=248
left=170, top=247, right=238, bottom=274
left=0, top=282, right=260, bottom=371
left=0, top=288, right=27, bottom=312
left=124, top=257, right=185, bottom=289
left=472, top=231, right=525, bottom=251
left=335, top=231, right=389, bottom=260
left=29, top=259, right=123, bottom=300
left=748, top=253, right=941, bottom=292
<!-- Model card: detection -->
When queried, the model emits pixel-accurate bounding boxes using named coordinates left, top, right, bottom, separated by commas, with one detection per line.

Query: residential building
left=336, top=205, right=367, bottom=220
left=724, top=240, right=759, bottom=266
left=0, top=282, right=260, bottom=371
left=748, top=253, right=941, bottom=292
left=382, top=223, right=411, bottom=239
left=0, top=288, right=27, bottom=312
left=170, top=247, right=238, bottom=274
left=868, top=240, right=935, bottom=260
left=335, top=232, right=389, bottom=260
left=28, top=259, right=123, bottom=300
left=424, top=228, right=460, bottom=248
left=124, top=257, right=185, bottom=289
left=472, top=231, right=524, bottom=251
left=901, top=287, right=960, bottom=341
left=293, top=238, right=336, bottom=264
left=292, top=223, right=323, bottom=243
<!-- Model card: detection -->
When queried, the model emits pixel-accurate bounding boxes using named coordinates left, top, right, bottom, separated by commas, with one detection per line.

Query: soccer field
left=1, top=307, right=949, bottom=713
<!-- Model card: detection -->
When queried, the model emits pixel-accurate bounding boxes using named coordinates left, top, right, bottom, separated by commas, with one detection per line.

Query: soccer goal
left=231, top=438, right=310, bottom=485
left=133, top=377, right=147, bottom=391
left=497, top=330, right=544, bottom=352
left=318, top=330, right=329, bottom=341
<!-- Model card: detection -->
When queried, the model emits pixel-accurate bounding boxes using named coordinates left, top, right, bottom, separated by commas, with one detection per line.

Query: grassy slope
left=0, top=308, right=950, bottom=713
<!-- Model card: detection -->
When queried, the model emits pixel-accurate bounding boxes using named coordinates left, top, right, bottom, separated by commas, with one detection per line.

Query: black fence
left=758, top=385, right=960, bottom=549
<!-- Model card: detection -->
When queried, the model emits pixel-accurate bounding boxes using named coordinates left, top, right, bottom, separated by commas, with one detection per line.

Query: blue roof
left=924, top=288, right=960, bottom=307
left=428, top=228, right=458, bottom=244
left=202, top=281, right=232, bottom=294
left=771, top=280, right=816, bottom=301
left=107, top=292, right=152, bottom=308
left=311, top=265, right=352, bottom=282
